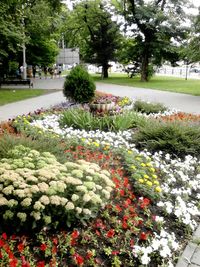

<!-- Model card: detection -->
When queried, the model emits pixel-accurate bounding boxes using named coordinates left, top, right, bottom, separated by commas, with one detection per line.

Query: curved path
left=0, top=78, right=199, bottom=122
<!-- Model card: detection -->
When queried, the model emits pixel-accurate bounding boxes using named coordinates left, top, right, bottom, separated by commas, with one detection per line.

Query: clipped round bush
left=133, top=100, right=167, bottom=114
left=0, top=145, right=114, bottom=231
left=63, top=65, right=95, bottom=103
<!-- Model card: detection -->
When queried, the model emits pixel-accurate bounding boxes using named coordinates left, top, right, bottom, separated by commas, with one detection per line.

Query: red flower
left=140, top=232, right=148, bottom=241
left=106, top=229, right=115, bottom=238
left=71, top=230, right=79, bottom=239
left=17, top=243, right=24, bottom=253
left=122, top=221, right=128, bottom=229
left=0, top=239, right=4, bottom=247
left=74, top=253, right=84, bottom=265
left=9, top=258, right=18, bottom=267
left=112, top=250, right=120, bottom=255
left=52, top=245, right=57, bottom=254
left=124, top=198, right=132, bottom=207
left=123, top=177, right=129, bottom=187
left=52, top=238, right=58, bottom=245
left=95, top=230, right=101, bottom=236
left=2, top=233, right=7, bottom=240
left=86, top=251, right=93, bottom=259
left=40, top=243, right=47, bottom=251
left=0, top=251, right=2, bottom=259
left=115, top=204, right=122, bottom=212
left=130, top=239, right=134, bottom=247
left=37, top=261, right=45, bottom=267
left=140, top=198, right=150, bottom=209
left=119, top=189, right=125, bottom=196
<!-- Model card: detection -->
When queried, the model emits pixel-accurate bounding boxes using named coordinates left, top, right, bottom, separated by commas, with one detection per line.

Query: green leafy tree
left=24, top=0, right=61, bottom=66
left=0, top=0, right=24, bottom=76
left=181, top=8, right=200, bottom=64
left=64, top=0, right=122, bottom=78
left=113, top=0, right=190, bottom=81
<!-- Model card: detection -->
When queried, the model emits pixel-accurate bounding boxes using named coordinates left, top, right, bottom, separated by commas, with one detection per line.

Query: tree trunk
left=102, top=64, right=109, bottom=78
left=140, top=50, right=149, bottom=82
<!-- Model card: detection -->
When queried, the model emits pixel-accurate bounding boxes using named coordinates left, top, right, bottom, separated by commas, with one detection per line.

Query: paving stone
left=189, top=264, right=200, bottom=267
left=176, top=242, right=197, bottom=267
left=191, top=247, right=200, bottom=265
left=193, top=225, right=200, bottom=239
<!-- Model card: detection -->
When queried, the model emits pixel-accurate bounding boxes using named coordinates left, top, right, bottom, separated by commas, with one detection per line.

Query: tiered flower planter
left=89, top=102, right=115, bottom=112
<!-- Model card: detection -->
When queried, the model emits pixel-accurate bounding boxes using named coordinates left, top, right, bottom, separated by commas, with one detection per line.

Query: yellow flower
left=138, top=179, right=144, bottom=184
left=150, top=168, right=155, bottom=172
left=93, top=142, right=99, bottom=147
left=131, top=165, right=136, bottom=170
left=146, top=181, right=153, bottom=187
left=155, top=186, right=162, bottom=193
left=128, top=150, right=132, bottom=154
left=141, top=163, right=146, bottom=167
left=152, top=174, right=157, bottom=179
left=143, top=174, right=149, bottom=179
left=153, top=180, right=159, bottom=185
left=146, top=163, right=152, bottom=167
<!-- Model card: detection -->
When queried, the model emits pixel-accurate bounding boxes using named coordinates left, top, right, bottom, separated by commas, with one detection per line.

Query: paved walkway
left=0, top=77, right=200, bottom=265
left=0, top=77, right=199, bottom=122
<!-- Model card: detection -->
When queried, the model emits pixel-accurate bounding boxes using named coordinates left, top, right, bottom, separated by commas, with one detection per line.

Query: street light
left=22, top=4, right=27, bottom=80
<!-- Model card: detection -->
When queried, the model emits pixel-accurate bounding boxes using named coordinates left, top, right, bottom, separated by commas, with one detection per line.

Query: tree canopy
left=113, top=0, right=190, bottom=81
left=64, top=0, right=122, bottom=78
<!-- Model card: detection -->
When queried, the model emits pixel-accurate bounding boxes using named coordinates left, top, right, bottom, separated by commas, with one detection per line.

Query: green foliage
left=0, top=145, right=114, bottom=231
left=0, top=133, right=67, bottom=164
left=64, top=0, right=122, bottom=78
left=133, top=100, right=167, bottom=114
left=60, top=108, right=147, bottom=131
left=132, top=120, right=200, bottom=158
left=113, top=0, right=189, bottom=81
left=63, top=65, right=95, bottom=103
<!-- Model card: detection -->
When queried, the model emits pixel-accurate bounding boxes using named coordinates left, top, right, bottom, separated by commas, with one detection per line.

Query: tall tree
left=113, top=0, right=190, bottom=81
left=64, top=0, right=122, bottom=78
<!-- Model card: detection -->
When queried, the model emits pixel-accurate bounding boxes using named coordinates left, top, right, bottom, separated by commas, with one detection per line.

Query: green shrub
left=0, top=134, right=67, bottom=163
left=0, top=145, right=114, bottom=232
left=63, top=65, right=95, bottom=103
left=133, top=100, right=167, bottom=114
left=132, top=120, right=200, bottom=158
left=60, top=108, right=147, bottom=132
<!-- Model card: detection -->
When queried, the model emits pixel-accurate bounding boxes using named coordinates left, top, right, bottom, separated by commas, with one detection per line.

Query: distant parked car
left=189, top=68, right=200, bottom=73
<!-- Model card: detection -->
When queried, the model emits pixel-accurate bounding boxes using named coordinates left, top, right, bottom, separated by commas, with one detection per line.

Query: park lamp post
left=22, top=4, right=27, bottom=80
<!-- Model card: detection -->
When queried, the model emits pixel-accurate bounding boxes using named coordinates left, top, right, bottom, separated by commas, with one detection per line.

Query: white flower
left=83, top=208, right=91, bottom=215
left=2, top=185, right=14, bottom=195
left=71, top=194, right=79, bottom=202
left=3, top=210, right=14, bottom=220
left=141, top=253, right=151, bottom=265
left=0, top=197, right=8, bottom=206
left=44, top=215, right=51, bottom=224
left=31, top=211, right=41, bottom=220
left=49, top=196, right=61, bottom=205
left=21, top=197, right=32, bottom=207
left=17, top=212, right=27, bottom=222
left=33, top=201, right=45, bottom=210
left=76, top=207, right=82, bottom=214
left=38, top=182, right=49, bottom=192
left=39, top=195, right=50, bottom=205
left=82, top=194, right=91, bottom=202
left=65, top=202, right=75, bottom=210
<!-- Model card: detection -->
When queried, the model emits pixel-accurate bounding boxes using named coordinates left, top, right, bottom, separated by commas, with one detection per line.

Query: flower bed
left=0, top=97, right=199, bottom=267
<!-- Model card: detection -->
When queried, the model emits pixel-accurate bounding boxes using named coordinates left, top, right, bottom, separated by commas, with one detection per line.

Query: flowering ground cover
left=0, top=95, right=199, bottom=267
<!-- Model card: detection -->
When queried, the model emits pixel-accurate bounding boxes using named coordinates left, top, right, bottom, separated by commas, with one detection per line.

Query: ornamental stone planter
left=89, top=102, right=115, bottom=111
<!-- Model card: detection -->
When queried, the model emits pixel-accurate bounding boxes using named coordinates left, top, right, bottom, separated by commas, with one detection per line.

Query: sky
left=62, top=0, right=200, bottom=12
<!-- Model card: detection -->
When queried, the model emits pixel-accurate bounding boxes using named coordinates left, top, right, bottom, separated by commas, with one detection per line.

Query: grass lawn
left=93, top=74, right=200, bottom=96
left=0, top=89, right=60, bottom=106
